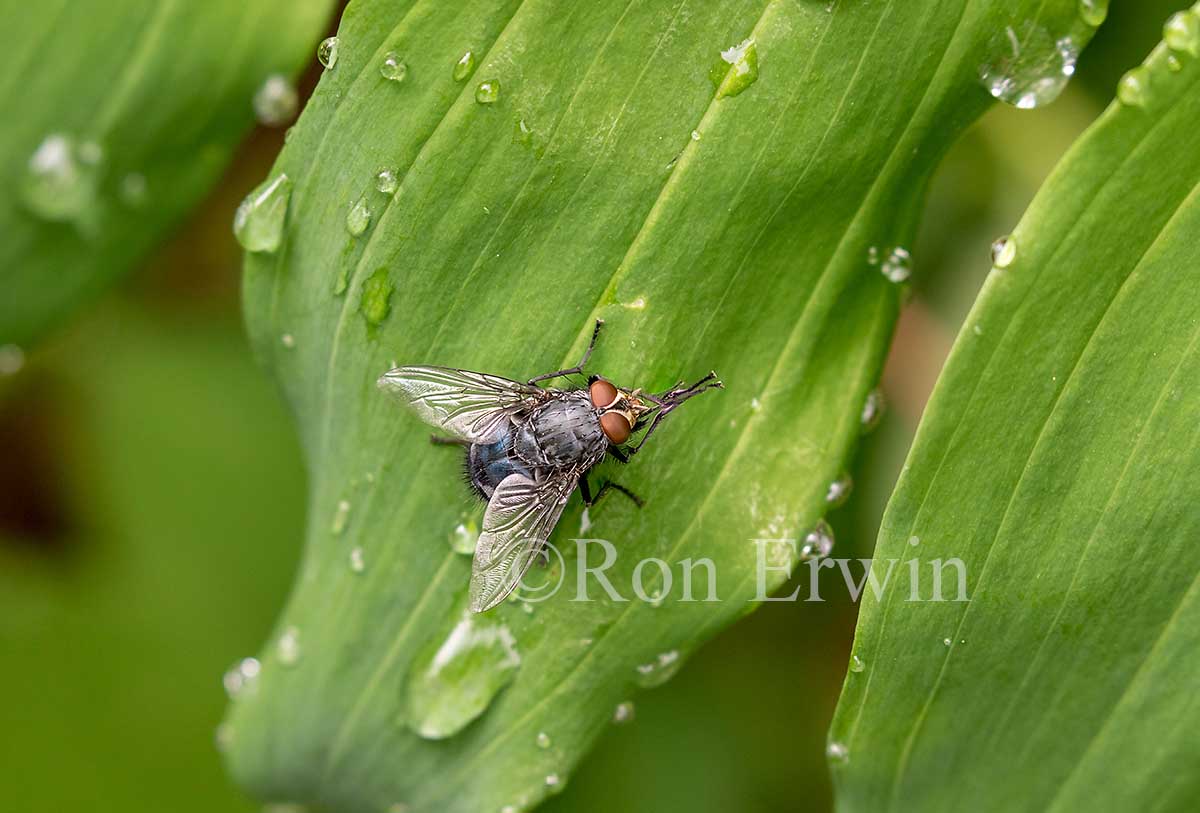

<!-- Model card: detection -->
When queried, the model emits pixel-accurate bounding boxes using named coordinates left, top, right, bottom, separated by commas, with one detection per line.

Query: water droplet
left=978, top=23, right=1078, bottom=109
left=749, top=397, right=762, bottom=412
left=622, top=296, right=646, bottom=310
left=318, top=37, right=339, bottom=69
left=1165, top=10, right=1200, bottom=57
left=544, top=774, right=564, bottom=794
left=1077, top=0, right=1108, bottom=27
left=850, top=654, right=865, bottom=673
left=449, top=515, right=480, bottom=555
left=513, top=117, right=534, bottom=146
left=0, top=344, right=26, bottom=377
left=349, top=546, right=365, bottom=573
left=1117, top=66, right=1149, bottom=108
left=634, top=649, right=682, bottom=688
left=453, top=50, right=476, bottom=81
left=403, top=611, right=521, bottom=739
left=360, top=268, right=394, bottom=326
left=278, top=626, right=301, bottom=665
left=234, top=174, right=292, bottom=253
left=801, top=519, right=834, bottom=560
left=119, top=172, right=147, bottom=207
left=866, top=245, right=880, bottom=265
left=475, top=80, right=500, bottom=104
left=826, top=741, right=849, bottom=764
left=223, top=657, right=261, bottom=697
left=346, top=196, right=372, bottom=236
left=20, top=133, right=102, bottom=223
left=253, top=74, right=298, bottom=126
left=690, top=129, right=702, bottom=141
left=880, top=246, right=911, bottom=283
left=612, top=701, right=635, bottom=724
left=280, top=333, right=296, bottom=349
left=825, top=474, right=853, bottom=508
left=709, top=38, right=759, bottom=98
left=535, top=731, right=551, bottom=749
left=943, top=637, right=952, bottom=647
left=381, top=51, right=408, bottom=82
left=860, top=388, right=885, bottom=432
left=1168, top=54, right=1184, bottom=72
left=909, top=535, right=920, bottom=546
left=331, top=499, right=351, bottom=535
left=376, top=168, right=399, bottom=194
left=990, top=235, right=1016, bottom=268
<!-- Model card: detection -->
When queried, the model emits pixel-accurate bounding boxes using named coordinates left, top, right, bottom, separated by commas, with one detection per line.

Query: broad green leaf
left=830, top=8, right=1200, bottom=811
left=227, top=1, right=1094, bottom=810
left=0, top=0, right=333, bottom=345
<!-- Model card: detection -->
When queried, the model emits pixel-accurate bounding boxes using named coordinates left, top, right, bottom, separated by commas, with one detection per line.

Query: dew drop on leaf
left=612, top=701, right=635, bottom=724
left=346, top=196, right=372, bottom=236
left=475, top=80, right=501, bottom=104
left=233, top=173, right=292, bottom=253
left=449, top=514, right=480, bottom=555
left=1117, top=66, right=1149, bottom=108
left=880, top=246, right=911, bottom=283
left=990, top=235, right=1016, bottom=268
left=375, top=168, right=399, bottom=194
left=825, top=474, right=853, bottom=508
left=253, top=74, right=298, bottom=126
left=977, top=23, right=1078, bottom=109
left=634, top=649, right=682, bottom=688
left=1164, top=10, right=1200, bottom=57
left=544, top=773, right=564, bottom=794
left=349, top=546, right=365, bottom=573
left=453, top=50, right=475, bottom=81
left=380, top=51, right=408, bottom=82
left=318, top=36, right=339, bottom=69
left=280, top=333, right=296, bottom=349
left=331, top=499, right=351, bottom=535
left=826, top=741, right=849, bottom=764
left=1077, top=0, right=1108, bottom=28
left=402, top=612, right=522, bottom=739
left=360, top=268, right=394, bottom=326
left=20, top=133, right=102, bottom=223
left=709, top=38, right=759, bottom=98
left=860, top=388, right=885, bottom=432
left=535, top=731, right=551, bottom=749
left=801, top=519, right=834, bottom=560
left=223, top=657, right=261, bottom=698
left=850, top=654, right=865, bottom=673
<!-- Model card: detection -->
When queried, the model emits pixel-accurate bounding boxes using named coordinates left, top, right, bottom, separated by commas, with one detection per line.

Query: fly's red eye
left=589, top=379, right=618, bottom=409
left=599, top=411, right=632, bottom=445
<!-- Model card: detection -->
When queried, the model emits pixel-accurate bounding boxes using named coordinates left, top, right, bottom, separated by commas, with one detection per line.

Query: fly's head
left=588, top=372, right=723, bottom=451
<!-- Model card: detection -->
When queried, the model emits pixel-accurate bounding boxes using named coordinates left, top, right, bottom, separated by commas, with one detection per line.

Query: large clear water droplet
left=223, top=657, right=261, bottom=698
left=20, top=133, right=102, bottom=223
left=475, top=80, right=500, bottom=104
left=978, top=23, right=1078, bottom=109
left=849, top=654, right=865, bottom=673
left=233, top=174, right=292, bottom=253
left=375, top=168, right=399, bottom=195
left=453, top=50, right=476, bottom=81
left=346, top=197, right=372, bottom=236
left=634, top=649, right=682, bottom=688
left=709, top=38, right=759, bottom=98
left=403, top=612, right=521, bottom=739
left=801, top=519, right=834, bottom=560
left=253, top=74, right=298, bottom=126
left=1164, top=10, right=1200, bottom=57
left=449, top=514, right=481, bottom=555
left=380, top=51, right=408, bottom=82
left=318, top=37, right=339, bottom=69
left=360, top=268, right=394, bottom=326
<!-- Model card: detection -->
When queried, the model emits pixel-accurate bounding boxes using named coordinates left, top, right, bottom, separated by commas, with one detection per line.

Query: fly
left=377, top=320, right=722, bottom=612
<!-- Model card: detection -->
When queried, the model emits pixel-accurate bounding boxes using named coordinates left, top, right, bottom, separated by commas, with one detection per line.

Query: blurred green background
left=0, top=4, right=1183, bottom=811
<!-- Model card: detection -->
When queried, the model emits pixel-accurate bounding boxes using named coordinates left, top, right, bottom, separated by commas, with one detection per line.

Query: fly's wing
left=470, top=470, right=580, bottom=612
left=377, top=366, right=544, bottom=443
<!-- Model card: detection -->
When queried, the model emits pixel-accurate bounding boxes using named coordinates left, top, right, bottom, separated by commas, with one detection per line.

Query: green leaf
left=830, top=8, right=1200, bottom=811
left=0, top=0, right=333, bottom=345
left=227, top=1, right=1093, bottom=810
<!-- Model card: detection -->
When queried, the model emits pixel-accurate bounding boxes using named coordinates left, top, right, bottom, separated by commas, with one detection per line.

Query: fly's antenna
left=628, top=371, right=723, bottom=454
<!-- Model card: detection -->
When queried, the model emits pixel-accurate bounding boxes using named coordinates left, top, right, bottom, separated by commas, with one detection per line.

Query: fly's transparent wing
left=471, top=470, right=580, bottom=612
left=377, top=366, right=544, bottom=443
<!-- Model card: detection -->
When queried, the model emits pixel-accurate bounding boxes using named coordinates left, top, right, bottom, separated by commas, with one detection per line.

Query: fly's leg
left=429, top=435, right=469, bottom=446
left=527, top=319, right=604, bottom=385
left=580, top=474, right=644, bottom=509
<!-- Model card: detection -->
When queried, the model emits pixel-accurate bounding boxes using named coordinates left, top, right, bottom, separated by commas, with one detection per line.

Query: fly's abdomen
left=467, top=430, right=531, bottom=499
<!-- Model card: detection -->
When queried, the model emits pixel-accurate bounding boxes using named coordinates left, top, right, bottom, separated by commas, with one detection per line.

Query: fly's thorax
left=514, top=390, right=607, bottom=468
